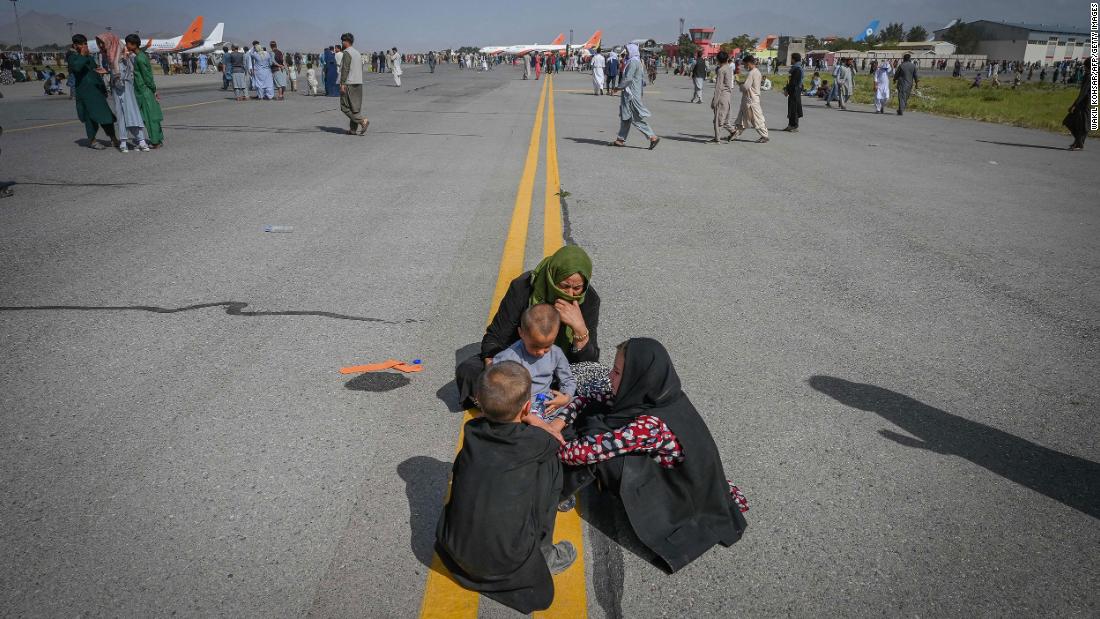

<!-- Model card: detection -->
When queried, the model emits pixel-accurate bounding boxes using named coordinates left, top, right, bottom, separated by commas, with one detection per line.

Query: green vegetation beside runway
left=783, top=74, right=1096, bottom=136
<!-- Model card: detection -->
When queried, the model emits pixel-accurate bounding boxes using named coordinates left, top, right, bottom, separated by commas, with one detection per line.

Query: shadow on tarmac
left=0, top=301, right=415, bottom=324
left=436, top=343, right=480, bottom=413
left=564, top=136, right=645, bottom=149
left=345, top=372, right=410, bottom=392
left=976, top=139, right=1069, bottom=151
left=809, top=375, right=1100, bottom=520
left=578, top=490, right=635, bottom=618
left=397, top=456, right=451, bottom=567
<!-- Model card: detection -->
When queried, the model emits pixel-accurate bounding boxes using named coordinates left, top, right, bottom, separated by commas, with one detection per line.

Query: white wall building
left=934, top=20, right=1088, bottom=64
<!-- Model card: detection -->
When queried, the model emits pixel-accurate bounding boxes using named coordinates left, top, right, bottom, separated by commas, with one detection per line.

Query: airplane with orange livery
left=86, top=16, right=211, bottom=54
left=756, top=35, right=778, bottom=51
left=481, top=31, right=602, bottom=57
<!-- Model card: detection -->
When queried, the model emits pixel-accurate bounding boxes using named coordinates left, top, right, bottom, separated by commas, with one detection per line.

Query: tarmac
left=1, top=64, right=1098, bottom=618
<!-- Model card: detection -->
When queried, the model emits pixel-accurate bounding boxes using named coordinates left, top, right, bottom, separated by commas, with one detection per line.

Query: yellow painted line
left=6, top=99, right=223, bottom=133
left=534, top=80, right=589, bottom=619
left=418, top=76, right=550, bottom=619
left=543, top=81, right=562, bottom=258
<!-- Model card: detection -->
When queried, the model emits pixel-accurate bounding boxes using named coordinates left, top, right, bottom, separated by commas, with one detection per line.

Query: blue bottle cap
left=412, top=359, right=422, bottom=365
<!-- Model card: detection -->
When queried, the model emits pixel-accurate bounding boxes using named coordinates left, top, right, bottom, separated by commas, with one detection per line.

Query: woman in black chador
left=558, top=338, right=748, bottom=572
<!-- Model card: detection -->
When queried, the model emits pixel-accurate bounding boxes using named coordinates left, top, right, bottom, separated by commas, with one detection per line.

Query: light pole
left=67, top=21, right=74, bottom=40
left=10, top=0, right=25, bottom=54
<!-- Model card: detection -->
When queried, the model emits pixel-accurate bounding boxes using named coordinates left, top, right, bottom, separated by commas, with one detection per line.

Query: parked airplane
left=480, top=34, right=564, bottom=55
left=512, top=31, right=602, bottom=56
left=853, top=19, right=880, bottom=42
left=756, top=35, right=778, bottom=51
left=179, top=23, right=226, bottom=55
left=86, top=16, right=207, bottom=54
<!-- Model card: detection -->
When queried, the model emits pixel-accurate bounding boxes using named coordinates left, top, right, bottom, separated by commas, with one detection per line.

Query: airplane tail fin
left=854, top=19, right=879, bottom=42
left=207, top=23, right=224, bottom=44
left=582, top=30, right=602, bottom=48
left=551, top=33, right=565, bottom=45
left=179, top=16, right=205, bottom=49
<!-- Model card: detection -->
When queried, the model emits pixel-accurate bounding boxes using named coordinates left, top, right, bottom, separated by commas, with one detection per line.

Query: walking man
left=709, top=50, right=734, bottom=143
left=228, top=45, right=248, bottom=101
left=783, top=53, right=804, bottom=132
left=895, top=53, right=918, bottom=115
left=270, top=41, right=288, bottom=100
left=731, top=55, right=768, bottom=143
left=220, top=46, right=231, bottom=89
left=339, top=33, right=368, bottom=135
left=67, top=34, right=119, bottom=149
left=389, top=47, right=403, bottom=87
left=590, top=49, right=605, bottom=93
left=834, top=58, right=852, bottom=110
left=690, top=50, right=706, bottom=103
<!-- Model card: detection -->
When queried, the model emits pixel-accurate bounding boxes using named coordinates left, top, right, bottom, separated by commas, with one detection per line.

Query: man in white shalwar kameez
left=730, top=55, right=768, bottom=143
left=590, top=51, right=606, bottom=95
left=389, top=48, right=403, bottom=86
left=873, top=63, right=891, bottom=113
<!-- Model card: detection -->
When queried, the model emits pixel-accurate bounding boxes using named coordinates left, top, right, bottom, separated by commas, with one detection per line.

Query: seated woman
left=455, top=245, right=600, bottom=409
left=557, top=338, right=748, bottom=573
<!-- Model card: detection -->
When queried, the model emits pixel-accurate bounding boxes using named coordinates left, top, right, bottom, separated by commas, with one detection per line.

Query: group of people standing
left=67, top=33, right=164, bottom=152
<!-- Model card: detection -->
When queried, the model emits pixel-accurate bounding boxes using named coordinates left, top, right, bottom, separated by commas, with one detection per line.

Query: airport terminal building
left=934, top=20, right=1088, bottom=63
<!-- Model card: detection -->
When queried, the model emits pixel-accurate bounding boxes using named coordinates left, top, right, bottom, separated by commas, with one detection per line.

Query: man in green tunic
left=67, top=34, right=118, bottom=150
left=126, top=34, right=164, bottom=148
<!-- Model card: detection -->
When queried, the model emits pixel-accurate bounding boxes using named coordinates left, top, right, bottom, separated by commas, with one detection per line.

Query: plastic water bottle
left=264, top=225, right=294, bottom=233
left=532, top=393, right=547, bottom=418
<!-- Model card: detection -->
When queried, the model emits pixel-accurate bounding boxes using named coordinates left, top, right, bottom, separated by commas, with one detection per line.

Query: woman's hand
left=94, top=67, right=107, bottom=75
left=544, top=390, right=571, bottom=414
left=554, top=299, right=586, bottom=332
left=483, top=357, right=493, bottom=368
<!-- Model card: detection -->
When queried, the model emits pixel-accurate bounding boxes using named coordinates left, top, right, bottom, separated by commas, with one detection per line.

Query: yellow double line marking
left=419, top=75, right=587, bottom=619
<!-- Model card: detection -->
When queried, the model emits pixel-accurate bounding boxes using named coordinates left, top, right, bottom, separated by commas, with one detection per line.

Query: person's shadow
left=435, top=343, right=480, bottom=413
left=808, top=376, right=1100, bottom=520
left=397, top=456, right=453, bottom=567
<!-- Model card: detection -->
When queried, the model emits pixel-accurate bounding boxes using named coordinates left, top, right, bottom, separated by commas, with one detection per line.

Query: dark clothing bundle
left=571, top=338, right=747, bottom=572
left=435, top=418, right=563, bottom=613
left=454, top=271, right=601, bottom=407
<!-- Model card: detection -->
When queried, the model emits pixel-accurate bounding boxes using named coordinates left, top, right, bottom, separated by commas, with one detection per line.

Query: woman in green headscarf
left=455, top=245, right=601, bottom=408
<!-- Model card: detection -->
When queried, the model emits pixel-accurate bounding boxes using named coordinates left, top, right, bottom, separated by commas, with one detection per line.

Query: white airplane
left=480, top=33, right=565, bottom=55
left=512, top=31, right=603, bottom=56
left=86, top=16, right=207, bottom=54
left=179, top=23, right=226, bottom=55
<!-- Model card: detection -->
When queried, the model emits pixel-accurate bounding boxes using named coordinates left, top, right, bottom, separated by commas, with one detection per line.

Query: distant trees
left=676, top=34, right=699, bottom=58
left=721, top=34, right=758, bottom=56
left=803, top=35, right=820, bottom=51
left=907, top=25, right=928, bottom=42
left=941, top=21, right=980, bottom=53
left=881, top=22, right=905, bottom=43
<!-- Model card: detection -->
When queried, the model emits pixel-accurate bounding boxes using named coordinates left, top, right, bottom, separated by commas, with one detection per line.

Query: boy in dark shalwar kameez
left=435, top=361, right=576, bottom=614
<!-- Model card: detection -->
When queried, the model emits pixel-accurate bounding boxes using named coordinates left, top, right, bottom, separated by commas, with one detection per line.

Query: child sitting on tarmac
left=435, top=361, right=577, bottom=614
left=493, top=303, right=576, bottom=417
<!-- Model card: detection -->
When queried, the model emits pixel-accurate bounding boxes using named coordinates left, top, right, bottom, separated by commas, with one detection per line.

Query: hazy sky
left=8, top=0, right=1089, bottom=50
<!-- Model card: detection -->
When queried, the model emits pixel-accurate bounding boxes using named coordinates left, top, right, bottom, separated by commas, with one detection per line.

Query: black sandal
left=648, top=137, right=660, bottom=150
left=610, top=139, right=625, bottom=147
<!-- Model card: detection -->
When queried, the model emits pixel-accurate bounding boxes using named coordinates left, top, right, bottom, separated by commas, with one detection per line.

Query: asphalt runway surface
left=1, top=65, right=1098, bottom=618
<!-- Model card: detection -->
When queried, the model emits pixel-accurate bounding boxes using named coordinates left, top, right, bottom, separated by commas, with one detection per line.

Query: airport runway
left=1, top=64, right=1098, bottom=618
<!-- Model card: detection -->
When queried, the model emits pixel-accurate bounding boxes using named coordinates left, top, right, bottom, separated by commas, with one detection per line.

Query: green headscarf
left=529, top=245, right=593, bottom=345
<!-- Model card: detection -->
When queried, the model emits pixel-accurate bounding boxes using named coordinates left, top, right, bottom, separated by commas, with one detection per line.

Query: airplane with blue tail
left=853, top=20, right=880, bottom=42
